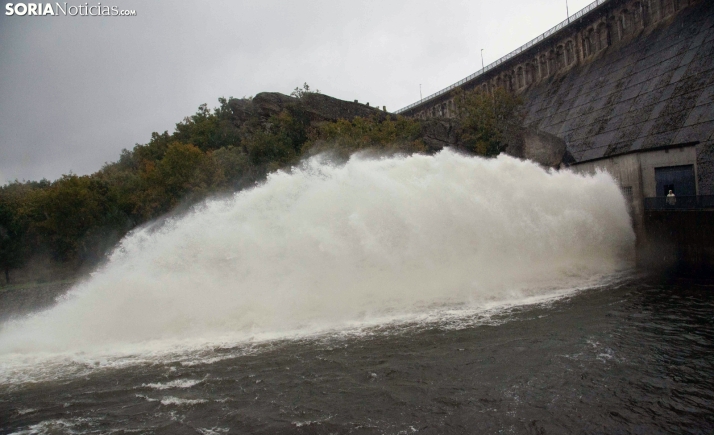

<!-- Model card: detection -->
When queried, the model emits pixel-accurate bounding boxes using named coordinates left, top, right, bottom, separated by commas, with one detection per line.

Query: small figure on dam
left=666, top=189, right=676, bottom=206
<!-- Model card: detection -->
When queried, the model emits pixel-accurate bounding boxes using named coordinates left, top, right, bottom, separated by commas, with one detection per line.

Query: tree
left=134, top=142, right=207, bottom=218
left=0, top=93, right=432, bottom=284
left=453, top=87, right=524, bottom=156
left=173, top=101, right=241, bottom=152
left=0, top=183, right=34, bottom=284
left=310, top=115, right=425, bottom=156
left=290, top=82, right=320, bottom=98
left=19, top=175, right=125, bottom=264
left=208, top=146, right=250, bottom=188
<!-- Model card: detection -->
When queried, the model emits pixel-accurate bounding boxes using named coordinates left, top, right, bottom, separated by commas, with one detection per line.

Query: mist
left=0, top=150, right=635, bottom=358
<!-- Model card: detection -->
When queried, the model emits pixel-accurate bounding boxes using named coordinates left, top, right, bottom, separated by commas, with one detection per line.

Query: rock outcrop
left=418, top=117, right=570, bottom=167
left=504, top=127, right=571, bottom=169
left=231, top=92, right=571, bottom=167
left=228, top=92, right=390, bottom=127
left=420, top=118, right=462, bottom=153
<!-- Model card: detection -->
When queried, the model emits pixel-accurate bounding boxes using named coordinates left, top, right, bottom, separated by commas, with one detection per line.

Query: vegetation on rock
left=454, top=87, right=524, bottom=157
left=0, top=86, right=522, bottom=284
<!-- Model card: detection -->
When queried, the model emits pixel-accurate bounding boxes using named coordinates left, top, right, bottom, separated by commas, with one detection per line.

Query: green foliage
left=129, top=131, right=173, bottom=167
left=0, top=86, right=527, bottom=284
left=133, top=142, right=207, bottom=218
left=311, top=115, right=425, bottom=156
left=0, top=182, right=36, bottom=283
left=210, top=146, right=250, bottom=187
left=454, top=87, right=524, bottom=156
left=290, top=82, right=320, bottom=98
left=18, top=175, right=129, bottom=264
left=243, top=127, right=296, bottom=169
left=173, top=100, right=241, bottom=152
left=3, top=86, right=523, bottom=284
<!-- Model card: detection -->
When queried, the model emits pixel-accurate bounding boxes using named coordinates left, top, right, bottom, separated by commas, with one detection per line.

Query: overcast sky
left=0, top=0, right=594, bottom=184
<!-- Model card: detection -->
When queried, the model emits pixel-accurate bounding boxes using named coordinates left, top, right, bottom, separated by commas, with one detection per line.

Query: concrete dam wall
left=641, top=210, right=714, bottom=273
left=523, top=0, right=714, bottom=194
left=398, top=0, right=713, bottom=195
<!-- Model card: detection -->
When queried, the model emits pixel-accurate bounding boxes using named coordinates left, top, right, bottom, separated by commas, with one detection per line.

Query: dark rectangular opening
left=655, top=165, right=695, bottom=197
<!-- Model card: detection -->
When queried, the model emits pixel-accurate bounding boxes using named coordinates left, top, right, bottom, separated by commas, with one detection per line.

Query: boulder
left=251, top=92, right=295, bottom=118
left=227, top=98, right=255, bottom=124
left=505, top=127, right=568, bottom=168
left=420, top=118, right=461, bottom=153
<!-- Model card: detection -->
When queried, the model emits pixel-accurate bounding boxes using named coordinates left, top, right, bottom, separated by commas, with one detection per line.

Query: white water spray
left=0, top=150, right=634, bottom=356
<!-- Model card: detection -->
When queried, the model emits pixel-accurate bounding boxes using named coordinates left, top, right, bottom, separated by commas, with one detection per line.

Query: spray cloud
left=0, top=150, right=635, bottom=355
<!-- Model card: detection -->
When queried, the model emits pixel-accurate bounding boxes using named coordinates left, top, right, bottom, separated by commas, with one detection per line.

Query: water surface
left=0, top=152, right=665, bottom=434
left=2, top=274, right=713, bottom=434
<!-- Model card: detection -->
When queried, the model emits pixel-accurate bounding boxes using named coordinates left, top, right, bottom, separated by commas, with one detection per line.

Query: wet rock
left=505, top=127, right=568, bottom=168
left=420, top=118, right=462, bottom=152
left=418, top=118, right=567, bottom=167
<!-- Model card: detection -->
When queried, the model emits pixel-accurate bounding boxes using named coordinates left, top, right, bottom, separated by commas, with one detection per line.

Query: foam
left=0, top=150, right=634, bottom=367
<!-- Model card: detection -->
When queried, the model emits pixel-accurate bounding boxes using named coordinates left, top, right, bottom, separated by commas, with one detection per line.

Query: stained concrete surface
left=523, top=1, right=714, bottom=194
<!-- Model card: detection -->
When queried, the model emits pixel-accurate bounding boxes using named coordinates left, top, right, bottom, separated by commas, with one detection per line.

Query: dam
left=2, top=2, right=714, bottom=433
left=397, top=0, right=714, bottom=271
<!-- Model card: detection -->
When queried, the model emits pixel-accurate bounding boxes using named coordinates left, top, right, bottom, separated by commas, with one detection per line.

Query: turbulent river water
left=1, top=151, right=712, bottom=434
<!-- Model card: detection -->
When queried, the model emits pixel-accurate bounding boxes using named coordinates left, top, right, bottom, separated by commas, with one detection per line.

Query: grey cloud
left=0, top=0, right=594, bottom=184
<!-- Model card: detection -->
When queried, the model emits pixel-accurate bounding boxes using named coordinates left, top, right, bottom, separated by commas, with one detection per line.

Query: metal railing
left=644, top=196, right=714, bottom=210
left=396, top=0, right=610, bottom=114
